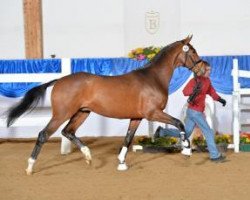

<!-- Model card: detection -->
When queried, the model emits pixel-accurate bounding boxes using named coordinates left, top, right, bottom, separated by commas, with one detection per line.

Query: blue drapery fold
left=202, top=55, right=250, bottom=94
left=0, top=59, right=61, bottom=97
left=71, top=58, right=148, bottom=75
left=0, top=56, right=250, bottom=98
left=202, top=56, right=234, bottom=94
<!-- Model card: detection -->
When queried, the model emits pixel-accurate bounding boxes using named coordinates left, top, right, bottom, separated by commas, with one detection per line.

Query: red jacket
left=182, top=76, right=220, bottom=112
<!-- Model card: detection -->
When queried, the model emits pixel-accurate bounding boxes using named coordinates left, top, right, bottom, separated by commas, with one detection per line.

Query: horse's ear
left=183, top=35, right=193, bottom=44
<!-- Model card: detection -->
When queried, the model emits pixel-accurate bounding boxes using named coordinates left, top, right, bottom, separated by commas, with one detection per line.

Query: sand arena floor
left=0, top=137, right=250, bottom=200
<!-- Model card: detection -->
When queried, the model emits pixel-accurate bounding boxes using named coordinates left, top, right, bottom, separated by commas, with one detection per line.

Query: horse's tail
left=6, top=79, right=58, bottom=127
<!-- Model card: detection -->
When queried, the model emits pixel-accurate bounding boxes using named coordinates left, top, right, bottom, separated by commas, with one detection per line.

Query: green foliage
left=136, top=136, right=178, bottom=147
left=215, top=134, right=231, bottom=144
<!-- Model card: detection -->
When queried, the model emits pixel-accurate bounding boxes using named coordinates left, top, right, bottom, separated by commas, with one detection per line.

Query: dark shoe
left=154, top=127, right=162, bottom=138
left=211, top=154, right=226, bottom=163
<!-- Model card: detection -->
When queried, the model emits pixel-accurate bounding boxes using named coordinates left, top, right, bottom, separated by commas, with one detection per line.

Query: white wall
left=124, top=0, right=181, bottom=53
left=43, top=0, right=124, bottom=58
left=0, top=0, right=25, bottom=59
left=1, top=0, right=250, bottom=57
left=180, top=0, right=250, bottom=56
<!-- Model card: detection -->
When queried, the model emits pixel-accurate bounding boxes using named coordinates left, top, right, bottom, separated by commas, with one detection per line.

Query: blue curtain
left=202, top=55, right=250, bottom=94
left=71, top=58, right=148, bottom=75
left=202, top=56, right=234, bottom=94
left=0, top=59, right=61, bottom=97
left=0, top=56, right=250, bottom=98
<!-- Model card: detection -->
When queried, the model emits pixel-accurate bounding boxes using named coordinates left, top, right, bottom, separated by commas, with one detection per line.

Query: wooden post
left=23, top=0, right=43, bottom=58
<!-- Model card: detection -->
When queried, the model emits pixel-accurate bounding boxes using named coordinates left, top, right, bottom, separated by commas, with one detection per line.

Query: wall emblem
left=145, top=11, right=160, bottom=34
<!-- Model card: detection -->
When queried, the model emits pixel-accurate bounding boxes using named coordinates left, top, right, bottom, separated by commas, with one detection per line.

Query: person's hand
left=218, top=98, right=226, bottom=106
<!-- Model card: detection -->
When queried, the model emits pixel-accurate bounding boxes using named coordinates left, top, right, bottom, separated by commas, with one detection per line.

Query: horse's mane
left=143, top=41, right=180, bottom=68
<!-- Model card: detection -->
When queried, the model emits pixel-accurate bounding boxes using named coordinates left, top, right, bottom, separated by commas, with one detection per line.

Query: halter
left=181, top=43, right=203, bottom=71
left=186, top=55, right=202, bottom=71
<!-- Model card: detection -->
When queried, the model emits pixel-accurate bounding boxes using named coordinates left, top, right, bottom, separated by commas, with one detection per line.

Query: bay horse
left=6, top=35, right=208, bottom=174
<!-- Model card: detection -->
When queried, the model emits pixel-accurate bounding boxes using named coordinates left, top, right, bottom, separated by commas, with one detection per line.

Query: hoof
left=26, top=169, right=33, bottom=175
left=181, top=140, right=190, bottom=148
left=61, top=151, right=71, bottom=155
left=81, top=146, right=92, bottom=164
left=85, top=155, right=92, bottom=165
left=26, top=157, right=35, bottom=175
left=117, top=163, right=128, bottom=171
left=85, top=159, right=92, bottom=165
left=181, top=147, right=192, bottom=156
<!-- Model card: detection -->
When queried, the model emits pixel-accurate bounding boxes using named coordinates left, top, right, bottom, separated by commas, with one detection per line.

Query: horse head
left=178, top=35, right=208, bottom=76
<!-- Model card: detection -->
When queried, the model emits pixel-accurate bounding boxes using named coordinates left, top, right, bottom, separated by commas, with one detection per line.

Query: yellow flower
left=135, top=48, right=143, bottom=54
left=215, top=134, right=231, bottom=144
left=170, top=137, right=178, bottom=144
left=147, top=53, right=156, bottom=59
left=128, top=52, right=134, bottom=58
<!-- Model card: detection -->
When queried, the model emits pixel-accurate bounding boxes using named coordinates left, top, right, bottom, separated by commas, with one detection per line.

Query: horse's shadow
left=35, top=156, right=84, bottom=174
left=129, top=153, right=166, bottom=169
left=34, top=140, right=118, bottom=174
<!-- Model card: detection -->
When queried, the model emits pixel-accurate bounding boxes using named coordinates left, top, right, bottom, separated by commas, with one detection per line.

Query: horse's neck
left=157, top=68, right=174, bottom=90
left=150, top=56, right=176, bottom=90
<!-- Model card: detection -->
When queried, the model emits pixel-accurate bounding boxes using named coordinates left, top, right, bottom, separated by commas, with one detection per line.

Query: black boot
left=211, top=154, right=227, bottom=163
left=154, top=127, right=162, bottom=138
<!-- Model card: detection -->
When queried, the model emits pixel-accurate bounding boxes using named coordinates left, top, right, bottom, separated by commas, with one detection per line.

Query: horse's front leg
left=148, top=111, right=192, bottom=156
left=118, top=118, right=141, bottom=171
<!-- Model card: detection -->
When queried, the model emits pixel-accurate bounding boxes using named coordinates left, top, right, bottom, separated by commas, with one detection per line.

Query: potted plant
left=239, top=132, right=250, bottom=152
left=192, top=135, right=207, bottom=152
left=192, top=133, right=231, bottom=153
left=215, top=134, right=231, bottom=153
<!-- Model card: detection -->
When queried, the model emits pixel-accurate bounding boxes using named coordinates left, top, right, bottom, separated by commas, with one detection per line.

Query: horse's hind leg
left=148, top=111, right=192, bottom=156
left=26, top=118, right=65, bottom=175
left=118, top=118, right=141, bottom=171
left=61, top=111, right=92, bottom=164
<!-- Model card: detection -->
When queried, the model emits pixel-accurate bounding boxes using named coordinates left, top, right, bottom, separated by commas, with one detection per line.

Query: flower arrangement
left=192, top=135, right=206, bottom=146
left=128, top=46, right=162, bottom=61
left=240, top=132, right=250, bottom=144
left=136, top=136, right=178, bottom=147
left=192, top=134, right=231, bottom=145
left=192, top=133, right=231, bottom=152
left=215, top=134, right=231, bottom=144
left=239, top=132, right=250, bottom=152
left=192, top=135, right=207, bottom=152
left=214, top=134, right=231, bottom=152
left=135, top=136, right=181, bottom=153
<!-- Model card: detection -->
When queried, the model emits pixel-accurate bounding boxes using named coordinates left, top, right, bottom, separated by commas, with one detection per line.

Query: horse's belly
left=90, top=102, right=142, bottom=119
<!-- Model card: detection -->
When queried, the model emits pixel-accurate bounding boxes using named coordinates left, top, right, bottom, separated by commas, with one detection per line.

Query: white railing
left=0, top=58, right=71, bottom=82
left=232, top=58, right=250, bottom=152
left=0, top=58, right=72, bottom=154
